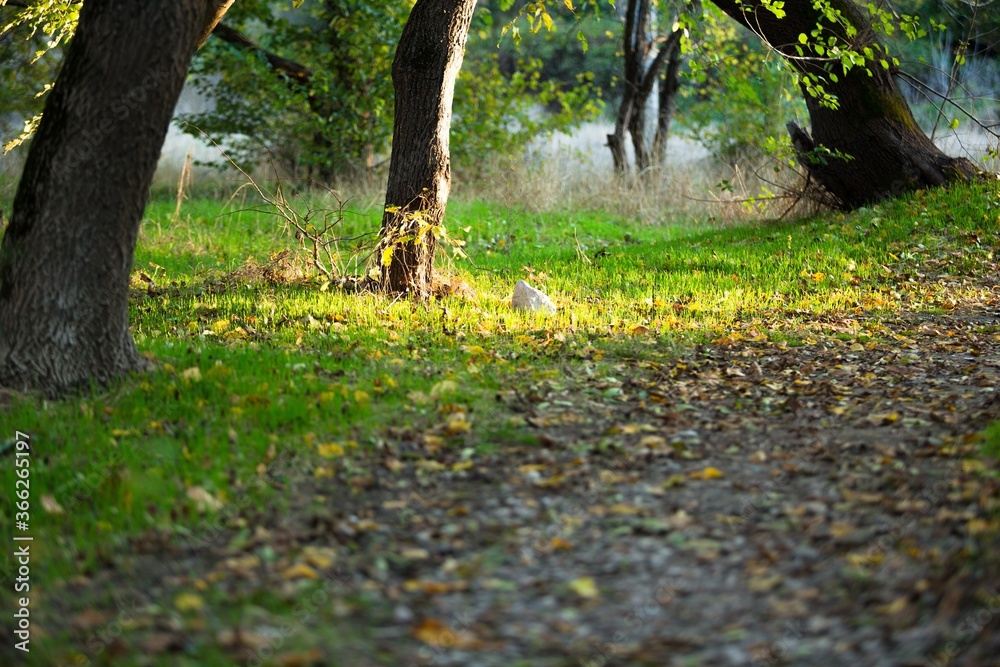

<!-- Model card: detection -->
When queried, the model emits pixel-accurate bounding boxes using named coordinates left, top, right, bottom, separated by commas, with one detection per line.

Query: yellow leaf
left=875, top=597, right=909, bottom=616
left=210, top=318, right=230, bottom=333
left=302, top=546, right=337, bottom=570
left=690, top=467, right=725, bottom=480
left=444, top=416, right=471, bottom=436
left=430, top=380, right=459, bottom=397
left=353, top=390, right=370, bottom=406
left=966, top=518, right=992, bottom=535
left=662, top=474, right=686, bottom=488
left=282, top=563, right=319, bottom=580
left=181, top=367, right=202, bottom=382
left=313, top=466, right=334, bottom=478
left=174, top=592, right=204, bottom=613
left=847, top=552, right=882, bottom=567
left=423, top=434, right=445, bottom=450
left=317, top=442, right=345, bottom=458
left=381, top=246, right=395, bottom=267
left=962, top=460, right=986, bottom=474
left=569, top=576, right=599, bottom=599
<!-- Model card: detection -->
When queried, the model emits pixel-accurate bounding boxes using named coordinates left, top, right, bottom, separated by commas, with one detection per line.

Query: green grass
left=1, top=181, right=999, bottom=664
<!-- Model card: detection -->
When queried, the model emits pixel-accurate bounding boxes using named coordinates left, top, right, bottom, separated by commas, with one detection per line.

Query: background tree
left=180, top=0, right=602, bottom=183
left=709, top=0, right=980, bottom=208
left=607, top=0, right=687, bottom=175
left=0, top=0, right=231, bottom=395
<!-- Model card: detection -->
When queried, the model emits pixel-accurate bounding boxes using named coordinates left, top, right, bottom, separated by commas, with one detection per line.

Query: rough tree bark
left=711, top=0, right=978, bottom=209
left=373, top=0, right=477, bottom=297
left=0, top=0, right=230, bottom=395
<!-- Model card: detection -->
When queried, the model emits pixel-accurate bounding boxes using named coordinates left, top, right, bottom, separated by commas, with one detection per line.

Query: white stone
left=511, top=280, right=557, bottom=314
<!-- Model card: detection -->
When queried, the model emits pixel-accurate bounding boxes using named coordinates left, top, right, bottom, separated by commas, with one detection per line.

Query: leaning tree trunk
left=0, top=0, right=230, bottom=395
left=373, top=0, right=477, bottom=297
left=711, top=0, right=977, bottom=209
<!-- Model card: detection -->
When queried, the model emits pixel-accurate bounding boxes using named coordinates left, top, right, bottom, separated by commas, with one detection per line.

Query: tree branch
left=210, top=22, right=312, bottom=87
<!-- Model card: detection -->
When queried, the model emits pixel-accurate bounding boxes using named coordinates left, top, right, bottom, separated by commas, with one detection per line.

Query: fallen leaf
left=282, top=563, right=320, bottom=580
left=302, top=546, right=338, bottom=570
left=41, top=494, right=65, bottom=515
left=569, top=576, right=599, bottom=599
left=186, top=486, right=223, bottom=512
left=550, top=536, right=574, bottom=551
left=180, top=367, right=202, bottom=382
left=174, top=592, right=204, bottom=613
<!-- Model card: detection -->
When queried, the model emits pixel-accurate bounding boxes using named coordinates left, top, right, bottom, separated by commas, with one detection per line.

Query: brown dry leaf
left=217, top=628, right=272, bottom=650
left=829, top=521, right=857, bottom=538
left=550, top=536, right=574, bottom=551
left=141, top=632, right=183, bottom=653
left=302, top=546, right=337, bottom=570
left=412, top=618, right=483, bottom=649
left=70, top=608, right=115, bottom=631
left=403, top=579, right=469, bottom=595
left=277, top=648, right=324, bottom=666
left=186, top=486, right=223, bottom=512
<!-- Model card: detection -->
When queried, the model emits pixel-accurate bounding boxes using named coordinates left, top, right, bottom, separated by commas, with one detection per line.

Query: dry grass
left=450, top=124, right=827, bottom=226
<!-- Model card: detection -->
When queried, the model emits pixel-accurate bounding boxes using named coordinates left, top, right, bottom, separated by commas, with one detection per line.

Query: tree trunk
left=653, top=31, right=683, bottom=165
left=608, top=0, right=677, bottom=177
left=373, top=0, right=476, bottom=297
left=710, top=0, right=978, bottom=209
left=0, top=0, right=225, bottom=396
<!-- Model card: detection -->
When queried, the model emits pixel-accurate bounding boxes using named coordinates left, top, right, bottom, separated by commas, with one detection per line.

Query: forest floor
left=60, top=308, right=1000, bottom=667
left=4, top=184, right=1000, bottom=667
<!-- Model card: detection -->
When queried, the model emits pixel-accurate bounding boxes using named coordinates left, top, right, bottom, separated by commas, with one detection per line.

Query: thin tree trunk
left=711, top=0, right=978, bottom=209
left=609, top=0, right=676, bottom=177
left=0, top=0, right=224, bottom=395
left=653, top=31, right=683, bottom=164
left=374, top=0, right=477, bottom=297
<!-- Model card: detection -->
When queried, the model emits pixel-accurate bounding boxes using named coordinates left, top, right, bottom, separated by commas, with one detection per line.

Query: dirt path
left=42, top=309, right=1000, bottom=667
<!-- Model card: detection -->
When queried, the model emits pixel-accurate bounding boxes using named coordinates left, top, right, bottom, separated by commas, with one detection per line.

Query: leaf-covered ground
left=31, top=307, right=1000, bottom=667
left=4, top=186, right=1000, bottom=667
